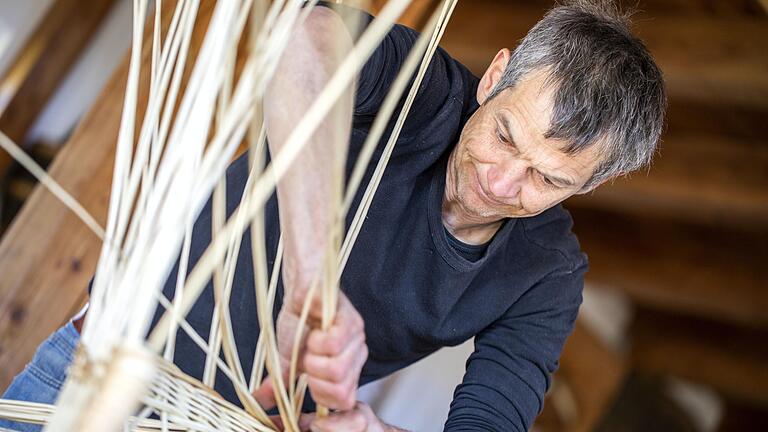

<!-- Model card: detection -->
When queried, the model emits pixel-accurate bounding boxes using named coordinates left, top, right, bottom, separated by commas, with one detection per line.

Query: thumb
left=299, top=412, right=316, bottom=431
left=252, top=375, right=278, bottom=410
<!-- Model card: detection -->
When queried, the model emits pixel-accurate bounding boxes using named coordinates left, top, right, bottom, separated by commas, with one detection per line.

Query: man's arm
left=257, top=5, right=374, bottom=416
left=444, top=266, right=585, bottom=431
left=265, top=6, right=353, bottom=314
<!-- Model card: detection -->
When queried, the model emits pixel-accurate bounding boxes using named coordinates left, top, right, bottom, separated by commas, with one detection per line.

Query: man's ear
left=477, top=48, right=511, bottom=105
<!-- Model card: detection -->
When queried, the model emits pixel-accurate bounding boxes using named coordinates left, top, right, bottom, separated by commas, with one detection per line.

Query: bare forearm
left=264, top=7, right=354, bottom=311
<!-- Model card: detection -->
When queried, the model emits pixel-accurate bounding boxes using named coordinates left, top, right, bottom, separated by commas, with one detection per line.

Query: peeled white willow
left=0, top=0, right=461, bottom=431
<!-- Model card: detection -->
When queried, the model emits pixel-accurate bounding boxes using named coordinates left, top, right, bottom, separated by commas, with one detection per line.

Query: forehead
left=494, top=70, right=557, bottom=139
left=489, top=70, right=604, bottom=179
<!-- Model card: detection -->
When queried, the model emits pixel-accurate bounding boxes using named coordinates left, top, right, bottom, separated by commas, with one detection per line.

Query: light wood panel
left=439, top=1, right=768, bottom=108
left=0, top=0, right=216, bottom=390
left=0, top=0, right=440, bottom=393
left=0, top=0, right=116, bottom=180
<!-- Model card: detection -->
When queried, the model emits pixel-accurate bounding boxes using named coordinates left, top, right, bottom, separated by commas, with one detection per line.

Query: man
left=0, top=1, right=665, bottom=431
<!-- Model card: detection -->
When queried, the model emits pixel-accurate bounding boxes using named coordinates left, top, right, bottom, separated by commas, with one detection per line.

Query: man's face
left=446, top=56, right=604, bottom=223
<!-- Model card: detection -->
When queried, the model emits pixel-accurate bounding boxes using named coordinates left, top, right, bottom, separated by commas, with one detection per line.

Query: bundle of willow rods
left=0, top=0, right=457, bottom=430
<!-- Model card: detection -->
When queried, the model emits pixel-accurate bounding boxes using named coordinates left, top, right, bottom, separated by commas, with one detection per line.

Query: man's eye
left=539, top=172, right=555, bottom=187
left=496, top=130, right=510, bottom=145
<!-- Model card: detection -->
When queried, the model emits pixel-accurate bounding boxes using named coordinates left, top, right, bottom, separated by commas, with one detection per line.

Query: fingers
left=268, top=414, right=284, bottom=431
left=276, top=308, right=309, bottom=368
left=299, top=413, right=316, bottom=432
left=310, top=405, right=368, bottom=432
left=287, top=282, right=333, bottom=324
left=288, top=283, right=359, bottom=328
left=301, top=293, right=368, bottom=411
left=304, top=333, right=367, bottom=382
left=305, top=344, right=367, bottom=410
left=252, top=376, right=278, bottom=411
left=306, top=296, right=364, bottom=357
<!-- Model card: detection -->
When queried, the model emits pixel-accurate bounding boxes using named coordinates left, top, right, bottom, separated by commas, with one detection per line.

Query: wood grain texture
left=439, top=1, right=768, bottom=107
left=536, top=322, right=627, bottom=432
left=0, top=0, right=220, bottom=390
left=568, top=133, right=768, bottom=228
left=569, top=207, right=768, bottom=328
left=0, top=0, right=116, bottom=180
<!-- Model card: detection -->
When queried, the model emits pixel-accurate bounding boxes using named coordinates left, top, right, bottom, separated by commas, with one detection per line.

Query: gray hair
left=487, top=0, right=666, bottom=189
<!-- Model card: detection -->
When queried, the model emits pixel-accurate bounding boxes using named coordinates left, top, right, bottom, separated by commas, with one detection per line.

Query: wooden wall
left=0, top=0, right=766, bottom=429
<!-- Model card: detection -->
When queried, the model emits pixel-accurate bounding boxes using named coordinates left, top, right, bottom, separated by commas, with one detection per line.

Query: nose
left=487, top=159, right=526, bottom=200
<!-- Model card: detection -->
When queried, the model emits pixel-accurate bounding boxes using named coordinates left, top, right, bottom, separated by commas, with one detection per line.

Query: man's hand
left=253, top=290, right=368, bottom=412
left=302, top=401, right=407, bottom=432
left=303, top=292, right=368, bottom=410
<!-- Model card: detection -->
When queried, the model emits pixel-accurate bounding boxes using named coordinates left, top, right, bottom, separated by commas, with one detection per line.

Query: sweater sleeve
left=353, top=23, right=452, bottom=127
left=443, top=265, right=586, bottom=431
left=313, top=1, right=456, bottom=132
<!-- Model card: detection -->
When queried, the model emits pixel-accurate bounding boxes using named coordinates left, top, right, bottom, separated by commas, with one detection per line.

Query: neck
left=442, top=200, right=504, bottom=244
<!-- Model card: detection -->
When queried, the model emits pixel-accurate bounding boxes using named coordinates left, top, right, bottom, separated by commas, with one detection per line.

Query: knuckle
left=340, top=391, right=356, bottom=411
left=352, top=412, right=367, bottom=430
left=327, top=336, right=343, bottom=356
left=306, top=331, right=320, bottom=352
left=331, top=385, right=349, bottom=406
left=328, top=362, right=345, bottom=382
left=303, top=353, right=319, bottom=373
left=352, top=314, right=364, bottom=332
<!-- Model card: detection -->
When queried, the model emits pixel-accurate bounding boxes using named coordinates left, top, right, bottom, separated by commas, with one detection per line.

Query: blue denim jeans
left=0, top=323, right=78, bottom=432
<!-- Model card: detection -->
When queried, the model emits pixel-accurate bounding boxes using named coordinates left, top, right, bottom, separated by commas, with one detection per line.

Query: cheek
left=520, top=186, right=568, bottom=215
left=464, top=138, right=500, bottom=166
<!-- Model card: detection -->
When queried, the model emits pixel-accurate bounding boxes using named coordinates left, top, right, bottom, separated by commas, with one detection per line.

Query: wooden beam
left=567, top=207, right=768, bottom=328
left=665, top=99, right=768, bottom=142
left=502, top=0, right=767, bottom=18
left=440, top=1, right=768, bottom=107
left=0, top=0, right=116, bottom=181
left=0, top=0, right=424, bottom=389
left=0, top=0, right=221, bottom=390
left=568, top=133, right=768, bottom=228
left=635, top=0, right=767, bottom=17
left=631, top=308, right=768, bottom=407
left=536, top=322, right=627, bottom=432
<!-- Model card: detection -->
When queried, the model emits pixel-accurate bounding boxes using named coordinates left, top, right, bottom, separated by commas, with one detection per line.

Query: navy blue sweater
left=155, top=10, right=587, bottom=432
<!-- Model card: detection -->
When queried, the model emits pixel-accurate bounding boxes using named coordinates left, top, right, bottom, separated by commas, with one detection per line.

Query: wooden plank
left=0, top=0, right=116, bottom=181
left=439, top=1, right=768, bottom=107
left=665, top=99, right=768, bottom=142
left=568, top=207, right=768, bottom=328
left=0, top=0, right=220, bottom=390
left=511, top=0, right=767, bottom=17
left=568, top=133, right=768, bottom=228
left=631, top=308, right=768, bottom=407
left=536, top=322, right=627, bottom=432
left=0, top=0, right=433, bottom=390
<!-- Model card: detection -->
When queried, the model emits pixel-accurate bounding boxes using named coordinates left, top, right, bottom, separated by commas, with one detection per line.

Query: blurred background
left=0, top=0, right=765, bottom=431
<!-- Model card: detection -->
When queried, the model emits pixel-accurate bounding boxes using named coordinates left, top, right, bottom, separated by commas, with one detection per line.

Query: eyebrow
left=499, top=116, right=576, bottom=188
